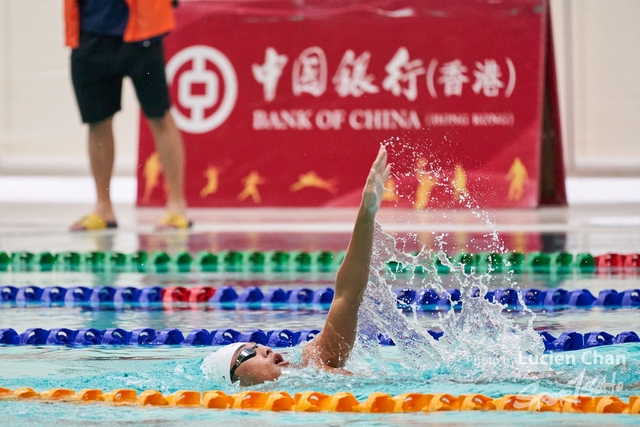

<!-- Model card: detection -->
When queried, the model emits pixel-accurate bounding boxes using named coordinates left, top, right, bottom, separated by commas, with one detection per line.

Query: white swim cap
left=201, top=342, right=246, bottom=384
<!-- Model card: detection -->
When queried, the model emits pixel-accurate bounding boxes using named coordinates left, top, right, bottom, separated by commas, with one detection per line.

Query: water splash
left=354, top=222, right=547, bottom=383
left=194, top=137, right=552, bottom=388
left=267, top=137, right=549, bottom=385
left=263, top=216, right=549, bottom=391
left=340, top=137, right=546, bottom=381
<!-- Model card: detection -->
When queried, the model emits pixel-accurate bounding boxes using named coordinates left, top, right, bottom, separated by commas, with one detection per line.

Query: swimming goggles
left=230, top=344, right=260, bottom=379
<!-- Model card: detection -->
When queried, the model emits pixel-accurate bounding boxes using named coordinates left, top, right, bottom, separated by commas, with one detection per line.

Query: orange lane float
left=360, top=392, right=395, bottom=413
left=230, top=391, right=294, bottom=411
left=138, top=390, right=168, bottom=407
left=0, top=387, right=638, bottom=414
left=13, top=388, right=39, bottom=399
left=629, top=396, right=640, bottom=415
left=74, top=389, right=104, bottom=402
left=167, top=390, right=201, bottom=407
left=458, top=394, right=496, bottom=411
left=202, top=391, right=231, bottom=409
left=103, top=389, right=137, bottom=405
left=40, top=388, right=75, bottom=400
left=392, top=393, right=435, bottom=412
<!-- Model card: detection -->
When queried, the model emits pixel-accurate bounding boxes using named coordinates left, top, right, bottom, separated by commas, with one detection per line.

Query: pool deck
left=1, top=175, right=640, bottom=254
left=1, top=201, right=639, bottom=256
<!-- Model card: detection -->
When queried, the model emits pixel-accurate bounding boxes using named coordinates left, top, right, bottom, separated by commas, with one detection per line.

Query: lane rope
left=0, top=387, right=638, bottom=414
left=2, top=250, right=638, bottom=275
left=2, top=285, right=638, bottom=311
left=1, top=327, right=637, bottom=351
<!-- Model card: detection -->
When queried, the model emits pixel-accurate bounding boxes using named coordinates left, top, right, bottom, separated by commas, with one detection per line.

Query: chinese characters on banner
left=251, top=47, right=517, bottom=131
left=137, top=0, right=564, bottom=208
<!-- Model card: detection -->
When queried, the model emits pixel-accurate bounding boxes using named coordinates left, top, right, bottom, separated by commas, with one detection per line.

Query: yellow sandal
left=70, top=213, right=118, bottom=232
left=157, top=212, right=193, bottom=230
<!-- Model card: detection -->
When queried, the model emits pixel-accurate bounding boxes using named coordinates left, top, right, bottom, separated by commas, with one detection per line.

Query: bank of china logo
left=166, top=45, right=238, bottom=134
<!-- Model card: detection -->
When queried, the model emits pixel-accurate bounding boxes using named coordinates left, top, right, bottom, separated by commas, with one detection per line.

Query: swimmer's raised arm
left=202, top=146, right=389, bottom=386
left=304, top=146, right=390, bottom=368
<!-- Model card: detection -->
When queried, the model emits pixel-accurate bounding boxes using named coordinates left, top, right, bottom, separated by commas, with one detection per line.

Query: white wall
left=0, top=0, right=138, bottom=176
left=550, top=0, right=640, bottom=176
left=0, top=0, right=639, bottom=177
left=570, top=0, right=640, bottom=175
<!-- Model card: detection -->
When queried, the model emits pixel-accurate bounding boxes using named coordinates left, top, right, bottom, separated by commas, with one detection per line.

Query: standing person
left=201, top=146, right=391, bottom=386
left=64, top=0, right=192, bottom=231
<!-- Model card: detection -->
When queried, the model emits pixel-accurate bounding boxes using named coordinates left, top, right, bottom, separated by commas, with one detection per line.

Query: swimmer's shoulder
left=319, top=364, right=352, bottom=375
left=300, top=339, right=352, bottom=376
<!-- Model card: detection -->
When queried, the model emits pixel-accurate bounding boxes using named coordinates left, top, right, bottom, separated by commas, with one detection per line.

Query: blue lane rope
left=0, top=327, right=637, bottom=352
left=1, top=285, right=639, bottom=311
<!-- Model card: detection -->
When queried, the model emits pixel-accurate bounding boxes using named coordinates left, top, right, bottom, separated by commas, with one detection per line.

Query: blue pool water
left=1, top=226, right=640, bottom=425
left=0, top=343, right=639, bottom=425
left=2, top=273, right=640, bottom=426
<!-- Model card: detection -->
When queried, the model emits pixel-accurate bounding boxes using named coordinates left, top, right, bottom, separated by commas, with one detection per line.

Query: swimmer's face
left=231, top=343, right=289, bottom=386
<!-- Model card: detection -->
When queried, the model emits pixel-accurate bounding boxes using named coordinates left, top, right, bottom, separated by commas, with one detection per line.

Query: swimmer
left=202, top=146, right=391, bottom=386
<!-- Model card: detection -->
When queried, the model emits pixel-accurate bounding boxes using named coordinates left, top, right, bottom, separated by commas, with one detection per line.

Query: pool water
left=1, top=221, right=640, bottom=426
left=0, top=343, right=639, bottom=425
left=4, top=401, right=639, bottom=427
left=1, top=270, right=640, bottom=425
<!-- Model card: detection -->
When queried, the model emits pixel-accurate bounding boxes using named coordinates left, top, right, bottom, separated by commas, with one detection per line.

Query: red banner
left=137, top=0, right=563, bottom=208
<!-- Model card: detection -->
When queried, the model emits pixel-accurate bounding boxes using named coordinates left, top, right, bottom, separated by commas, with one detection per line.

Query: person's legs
left=70, top=33, right=123, bottom=230
left=126, top=38, right=190, bottom=226
left=69, top=116, right=118, bottom=231
left=88, top=117, right=117, bottom=219
left=147, top=111, right=187, bottom=216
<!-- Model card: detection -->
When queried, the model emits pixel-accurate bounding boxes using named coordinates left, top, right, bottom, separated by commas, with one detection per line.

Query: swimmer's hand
left=361, top=146, right=391, bottom=215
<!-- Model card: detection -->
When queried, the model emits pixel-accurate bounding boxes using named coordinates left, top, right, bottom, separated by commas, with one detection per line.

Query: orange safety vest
left=64, top=0, right=175, bottom=48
